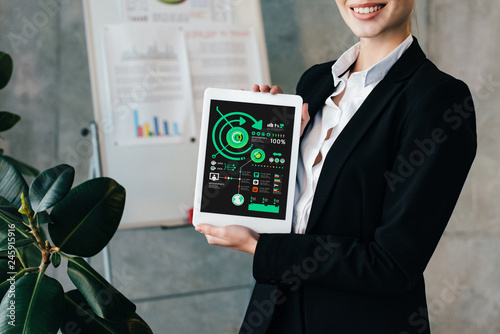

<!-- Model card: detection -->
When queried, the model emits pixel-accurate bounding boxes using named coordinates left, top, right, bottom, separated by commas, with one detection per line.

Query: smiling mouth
left=350, top=4, right=386, bottom=14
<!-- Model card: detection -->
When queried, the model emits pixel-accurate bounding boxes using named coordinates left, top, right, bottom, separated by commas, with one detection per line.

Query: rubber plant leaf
left=66, top=257, right=136, bottom=322
left=0, top=272, right=64, bottom=333
left=29, top=164, right=74, bottom=213
left=61, top=290, right=152, bottom=334
left=49, top=177, right=125, bottom=257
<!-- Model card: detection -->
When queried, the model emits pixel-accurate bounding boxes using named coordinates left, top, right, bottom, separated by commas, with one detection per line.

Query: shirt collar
left=332, top=34, right=414, bottom=88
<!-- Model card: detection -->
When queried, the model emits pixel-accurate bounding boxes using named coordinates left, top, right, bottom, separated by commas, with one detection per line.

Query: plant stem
left=14, top=248, right=27, bottom=269
left=28, top=223, right=49, bottom=270
left=20, top=194, right=50, bottom=274
left=19, top=267, right=39, bottom=274
left=8, top=267, right=40, bottom=281
left=33, top=227, right=50, bottom=274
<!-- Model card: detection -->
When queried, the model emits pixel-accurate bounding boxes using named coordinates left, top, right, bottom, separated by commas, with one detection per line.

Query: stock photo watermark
left=240, top=236, right=340, bottom=334
left=384, top=94, right=474, bottom=192
left=7, top=0, right=70, bottom=54
left=4, top=224, right=18, bottom=327
left=399, top=277, right=468, bottom=334
left=473, top=73, right=500, bottom=101
left=61, top=266, right=137, bottom=333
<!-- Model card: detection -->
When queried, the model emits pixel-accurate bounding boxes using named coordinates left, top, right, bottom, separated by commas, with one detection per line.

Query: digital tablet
left=193, top=88, right=303, bottom=233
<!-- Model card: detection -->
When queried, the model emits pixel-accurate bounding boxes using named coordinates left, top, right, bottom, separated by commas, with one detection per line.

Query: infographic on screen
left=201, top=99, right=295, bottom=220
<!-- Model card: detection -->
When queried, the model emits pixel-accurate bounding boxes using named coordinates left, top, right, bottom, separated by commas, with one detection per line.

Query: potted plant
left=0, top=51, right=152, bottom=333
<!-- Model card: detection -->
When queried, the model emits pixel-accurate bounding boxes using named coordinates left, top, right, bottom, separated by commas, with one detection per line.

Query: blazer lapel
left=300, top=71, right=337, bottom=140
left=305, top=38, right=427, bottom=233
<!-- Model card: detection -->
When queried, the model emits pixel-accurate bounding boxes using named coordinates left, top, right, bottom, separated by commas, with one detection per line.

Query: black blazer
left=239, top=39, right=477, bottom=334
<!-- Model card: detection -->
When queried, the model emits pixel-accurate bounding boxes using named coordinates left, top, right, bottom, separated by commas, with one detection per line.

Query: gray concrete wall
left=0, top=0, right=498, bottom=333
left=0, top=0, right=93, bottom=186
left=423, top=1, right=500, bottom=332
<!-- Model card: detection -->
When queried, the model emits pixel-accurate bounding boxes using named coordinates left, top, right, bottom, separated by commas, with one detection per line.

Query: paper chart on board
left=104, top=24, right=196, bottom=146
left=121, top=0, right=232, bottom=24
left=184, top=25, right=264, bottom=125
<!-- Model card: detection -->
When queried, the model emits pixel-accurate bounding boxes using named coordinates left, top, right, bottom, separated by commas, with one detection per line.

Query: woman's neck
left=352, top=30, right=411, bottom=73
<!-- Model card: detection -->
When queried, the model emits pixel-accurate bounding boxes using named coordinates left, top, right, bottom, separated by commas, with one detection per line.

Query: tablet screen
left=200, top=99, right=296, bottom=220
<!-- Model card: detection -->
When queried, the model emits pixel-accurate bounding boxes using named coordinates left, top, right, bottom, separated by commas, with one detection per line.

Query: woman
left=196, top=1, right=477, bottom=333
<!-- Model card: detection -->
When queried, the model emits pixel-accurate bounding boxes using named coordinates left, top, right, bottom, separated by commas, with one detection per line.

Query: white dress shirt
left=293, top=34, right=413, bottom=234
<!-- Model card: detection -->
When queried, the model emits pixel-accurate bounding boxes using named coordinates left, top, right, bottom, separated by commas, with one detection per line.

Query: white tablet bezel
left=193, top=88, right=303, bottom=233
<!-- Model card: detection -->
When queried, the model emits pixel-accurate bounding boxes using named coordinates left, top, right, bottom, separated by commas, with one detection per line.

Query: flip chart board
left=83, top=0, right=270, bottom=227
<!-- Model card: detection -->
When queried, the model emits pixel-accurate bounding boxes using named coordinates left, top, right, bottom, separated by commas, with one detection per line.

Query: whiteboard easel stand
left=83, top=0, right=271, bottom=229
left=84, top=121, right=113, bottom=284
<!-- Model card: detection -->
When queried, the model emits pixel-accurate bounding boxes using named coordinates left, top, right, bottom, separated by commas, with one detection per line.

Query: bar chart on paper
left=134, top=110, right=181, bottom=138
left=104, top=24, right=196, bottom=146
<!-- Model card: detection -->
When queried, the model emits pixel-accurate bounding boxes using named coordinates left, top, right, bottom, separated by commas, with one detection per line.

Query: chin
left=349, top=24, right=386, bottom=39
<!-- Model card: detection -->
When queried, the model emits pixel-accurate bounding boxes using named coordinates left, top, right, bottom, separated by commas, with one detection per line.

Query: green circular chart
left=232, top=194, right=244, bottom=206
left=211, top=107, right=263, bottom=161
left=226, top=127, right=249, bottom=149
left=251, top=149, right=265, bottom=163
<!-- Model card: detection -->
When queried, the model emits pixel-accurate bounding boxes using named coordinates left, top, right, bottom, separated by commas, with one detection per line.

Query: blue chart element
left=164, top=121, right=169, bottom=135
left=134, top=110, right=140, bottom=137
left=133, top=109, right=180, bottom=137
left=154, top=117, right=160, bottom=136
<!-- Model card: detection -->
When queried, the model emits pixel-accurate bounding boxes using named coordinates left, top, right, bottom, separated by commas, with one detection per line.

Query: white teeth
left=352, top=5, right=383, bottom=14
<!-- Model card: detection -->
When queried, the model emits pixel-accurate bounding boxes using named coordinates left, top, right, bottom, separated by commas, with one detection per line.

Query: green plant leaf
left=0, top=197, right=31, bottom=243
left=0, top=259, right=10, bottom=284
left=0, top=235, right=34, bottom=251
left=0, top=196, right=15, bottom=206
left=30, top=164, right=74, bottom=213
left=36, top=210, right=52, bottom=225
left=0, top=261, right=9, bottom=299
left=0, top=112, right=21, bottom=132
left=50, top=251, right=61, bottom=268
left=16, top=243, right=42, bottom=268
left=0, top=272, right=64, bottom=333
left=66, top=257, right=136, bottom=322
left=0, top=155, right=39, bottom=177
left=0, top=223, right=32, bottom=247
left=61, top=290, right=153, bottom=334
left=0, top=196, right=23, bottom=221
left=0, top=259, right=13, bottom=299
left=0, top=157, right=29, bottom=210
left=0, top=52, right=13, bottom=90
left=0, top=258, right=24, bottom=299
left=49, top=177, right=125, bottom=257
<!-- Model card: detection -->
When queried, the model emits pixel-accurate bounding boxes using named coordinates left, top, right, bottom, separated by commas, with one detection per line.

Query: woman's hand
left=195, top=224, right=260, bottom=255
left=251, top=84, right=310, bottom=136
left=251, top=84, right=283, bottom=94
